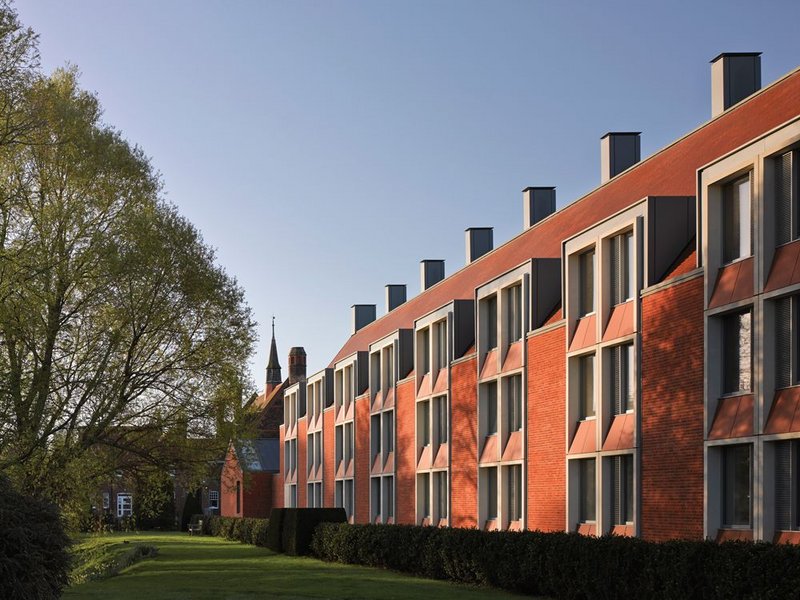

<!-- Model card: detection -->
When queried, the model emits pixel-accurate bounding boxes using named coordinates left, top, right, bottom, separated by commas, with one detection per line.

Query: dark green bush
left=311, top=523, right=800, bottom=600
left=266, top=508, right=285, bottom=552
left=0, top=474, right=71, bottom=599
left=202, top=516, right=270, bottom=547
left=280, top=508, right=347, bottom=556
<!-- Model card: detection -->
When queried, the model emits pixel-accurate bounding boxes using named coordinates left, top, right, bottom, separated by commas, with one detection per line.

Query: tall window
left=775, top=296, right=800, bottom=389
left=723, top=311, right=752, bottom=394
left=485, top=467, right=498, bottom=520
left=419, top=400, right=430, bottom=446
left=579, top=249, right=595, bottom=316
left=208, top=490, right=219, bottom=511
left=117, top=493, right=133, bottom=518
left=344, top=479, right=354, bottom=519
left=775, top=440, right=800, bottom=531
left=434, top=320, right=447, bottom=370
left=483, top=381, right=498, bottom=435
left=420, top=328, right=431, bottom=375
left=433, top=396, right=447, bottom=445
left=611, top=232, right=634, bottom=305
left=722, top=174, right=752, bottom=263
left=315, top=432, right=322, bottom=469
left=505, top=375, right=522, bottom=432
left=420, top=474, right=431, bottom=519
left=371, top=352, right=381, bottom=394
left=383, top=346, right=395, bottom=389
left=486, top=294, right=498, bottom=349
left=775, top=150, right=799, bottom=245
left=371, top=478, right=381, bottom=521
left=579, top=459, right=596, bottom=522
left=579, top=354, right=595, bottom=419
left=506, top=284, right=523, bottom=342
left=383, top=411, right=394, bottom=454
left=344, top=423, right=354, bottom=465
left=507, top=464, right=522, bottom=522
left=434, top=471, right=448, bottom=520
left=723, top=444, right=752, bottom=528
left=370, top=415, right=381, bottom=459
left=611, top=455, right=633, bottom=525
left=610, top=344, right=634, bottom=414
left=384, top=477, right=395, bottom=520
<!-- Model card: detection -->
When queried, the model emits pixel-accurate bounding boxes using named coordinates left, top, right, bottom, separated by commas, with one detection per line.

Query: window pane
left=485, top=382, right=498, bottom=434
left=506, top=375, right=522, bottom=431
left=507, top=285, right=523, bottom=342
left=579, top=250, right=595, bottom=315
left=723, top=312, right=752, bottom=394
left=486, top=295, right=498, bottom=349
left=420, top=401, right=430, bottom=446
left=420, top=328, right=430, bottom=374
left=507, top=464, right=522, bottom=521
left=436, top=321, right=447, bottom=369
left=579, top=459, right=596, bottom=522
left=385, top=477, right=394, bottom=518
left=723, top=174, right=751, bottom=262
left=723, top=445, right=752, bottom=527
left=487, top=467, right=497, bottom=519
left=625, top=232, right=634, bottom=301
left=580, top=355, right=595, bottom=418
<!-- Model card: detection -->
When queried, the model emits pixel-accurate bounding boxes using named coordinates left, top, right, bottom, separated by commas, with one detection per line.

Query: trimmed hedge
left=280, top=508, right=347, bottom=556
left=203, top=516, right=269, bottom=547
left=311, top=523, right=800, bottom=600
left=266, top=508, right=285, bottom=552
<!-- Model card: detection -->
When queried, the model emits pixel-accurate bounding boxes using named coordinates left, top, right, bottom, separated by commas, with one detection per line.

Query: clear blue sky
left=16, top=0, right=800, bottom=386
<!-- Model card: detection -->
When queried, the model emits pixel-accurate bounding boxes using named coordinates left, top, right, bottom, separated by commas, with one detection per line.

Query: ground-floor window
left=579, top=459, right=596, bottom=523
left=775, top=439, right=800, bottom=531
left=208, top=490, right=219, bottom=511
left=611, top=454, right=633, bottom=525
left=723, top=444, right=752, bottom=528
left=117, top=493, right=133, bottom=518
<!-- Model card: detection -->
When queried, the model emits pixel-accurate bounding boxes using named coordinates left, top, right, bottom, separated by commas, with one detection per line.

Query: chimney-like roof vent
left=385, top=284, right=407, bottom=312
left=465, top=227, right=493, bottom=264
left=711, top=52, right=761, bottom=117
left=601, top=132, right=641, bottom=183
left=523, top=187, right=556, bottom=229
left=351, top=304, right=376, bottom=335
left=420, top=260, right=445, bottom=291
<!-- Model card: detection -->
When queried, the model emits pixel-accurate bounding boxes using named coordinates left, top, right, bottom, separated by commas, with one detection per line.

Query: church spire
left=265, top=316, right=282, bottom=390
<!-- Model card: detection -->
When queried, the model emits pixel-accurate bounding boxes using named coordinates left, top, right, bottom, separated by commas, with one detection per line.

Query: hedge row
left=311, top=523, right=800, bottom=600
left=268, top=508, right=347, bottom=555
left=202, top=516, right=269, bottom=547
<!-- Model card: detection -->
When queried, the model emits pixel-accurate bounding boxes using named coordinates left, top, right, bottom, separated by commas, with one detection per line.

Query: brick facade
left=450, top=356, right=478, bottom=528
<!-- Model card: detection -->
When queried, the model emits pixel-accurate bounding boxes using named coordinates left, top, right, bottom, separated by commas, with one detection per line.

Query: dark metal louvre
left=776, top=297, right=792, bottom=389
left=611, top=236, right=621, bottom=305
left=775, top=440, right=793, bottom=531
left=776, top=151, right=794, bottom=245
left=611, top=455, right=624, bottom=525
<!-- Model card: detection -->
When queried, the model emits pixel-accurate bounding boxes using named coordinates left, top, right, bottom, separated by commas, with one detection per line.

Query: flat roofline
left=710, top=52, right=762, bottom=63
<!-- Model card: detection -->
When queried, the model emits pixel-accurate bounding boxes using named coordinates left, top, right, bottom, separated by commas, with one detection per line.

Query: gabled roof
left=330, top=67, right=800, bottom=366
left=233, top=438, right=279, bottom=473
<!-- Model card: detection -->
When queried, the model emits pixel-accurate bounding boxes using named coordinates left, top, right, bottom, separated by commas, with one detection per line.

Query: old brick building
left=269, top=53, right=800, bottom=543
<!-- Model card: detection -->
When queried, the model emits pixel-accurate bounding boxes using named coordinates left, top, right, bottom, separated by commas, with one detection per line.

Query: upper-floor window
left=579, top=354, right=595, bottom=419
left=505, top=375, right=522, bottom=432
left=420, top=328, right=431, bottom=375
left=418, top=400, right=431, bottom=446
left=433, top=396, right=447, bottom=445
left=344, top=365, right=354, bottom=407
left=344, top=422, right=354, bottom=464
left=723, top=444, right=752, bottom=528
left=579, top=249, right=595, bottom=317
left=335, top=426, right=343, bottom=467
left=371, top=352, right=381, bottom=394
left=610, top=344, right=634, bottom=414
left=722, top=311, right=752, bottom=394
left=722, top=173, right=752, bottom=263
left=610, top=232, right=634, bottom=305
left=483, top=381, right=498, bottom=435
left=506, top=284, right=523, bottom=342
left=486, top=294, right=498, bottom=349
left=434, top=320, right=447, bottom=370
left=383, top=411, right=394, bottom=454
left=383, top=345, right=395, bottom=389
left=775, top=296, right=800, bottom=389
left=775, top=150, right=799, bottom=246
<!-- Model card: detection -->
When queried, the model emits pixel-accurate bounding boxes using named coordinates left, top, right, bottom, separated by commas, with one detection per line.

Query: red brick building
left=271, top=54, right=800, bottom=543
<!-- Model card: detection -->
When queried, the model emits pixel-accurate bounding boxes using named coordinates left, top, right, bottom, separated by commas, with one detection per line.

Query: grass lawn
left=65, top=531, right=527, bottom=600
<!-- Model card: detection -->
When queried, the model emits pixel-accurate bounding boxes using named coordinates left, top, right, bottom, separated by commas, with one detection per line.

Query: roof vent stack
left=385, top=284, right=407, bottom=312
left=288, top=347, right=306, bottom=384
left=420, top=260, right=445, bottom=291
left=351, top=304, right=376, bottom=335
left=465, top=227, right=494, bottom=264
left=523, top=187, right=556, bottom=229
left=601, top=132, right=641, bottom=183
left=711, top=52, right=762, bottom=117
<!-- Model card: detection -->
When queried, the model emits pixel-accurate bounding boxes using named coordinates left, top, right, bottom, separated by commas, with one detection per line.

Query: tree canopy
left=0, top=1, right=256, bottom=520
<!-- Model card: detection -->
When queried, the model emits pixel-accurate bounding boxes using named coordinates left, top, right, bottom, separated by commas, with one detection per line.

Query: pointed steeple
left=265, top=316, right=282, bottom=393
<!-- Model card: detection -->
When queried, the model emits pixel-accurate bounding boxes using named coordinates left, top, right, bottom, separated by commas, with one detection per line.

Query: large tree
left=0, top=2, right=256, bottom=513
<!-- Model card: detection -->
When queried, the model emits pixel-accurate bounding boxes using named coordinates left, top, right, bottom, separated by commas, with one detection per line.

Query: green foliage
left=311, top=523, right=800, bottom=600
left=0, top=474, right=71, bottom=599
left=203, top=516, right=270, bottom=547
left=280, top=508, right=347, bottom=556
left=266, top=508, right=285, bottom=552
left=70, top=537, right=158, bottom=585
left=180, top=490, right=203, bottom=532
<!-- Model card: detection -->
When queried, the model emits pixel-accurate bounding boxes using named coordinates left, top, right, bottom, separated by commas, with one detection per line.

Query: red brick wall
left=243, top=473, right=272, bottom=518
left=297, top=418, right=307, bottom=508
left=396, top=378, right=416, bottom=524
left=323, top=408, right=335, bottom=506
left=527, top=325, right=567, bottom=532
left=220, top=446, right=242, bottom=517
left=354, top=396, right=370, bottom=523
left=640, top=275, right=704, bottom=541
left=450, top=356, right=478, bottom=528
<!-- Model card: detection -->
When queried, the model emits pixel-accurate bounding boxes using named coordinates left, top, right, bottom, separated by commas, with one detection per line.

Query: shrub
left=203, top=516, right=270, bottom=547
left=0, top=475, right=71, bottom=599
left=311, top=523, right=800, bottom=600
left=266, top=509, right=285, bottom=552
left=280, top=508, right=347, bottom=556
